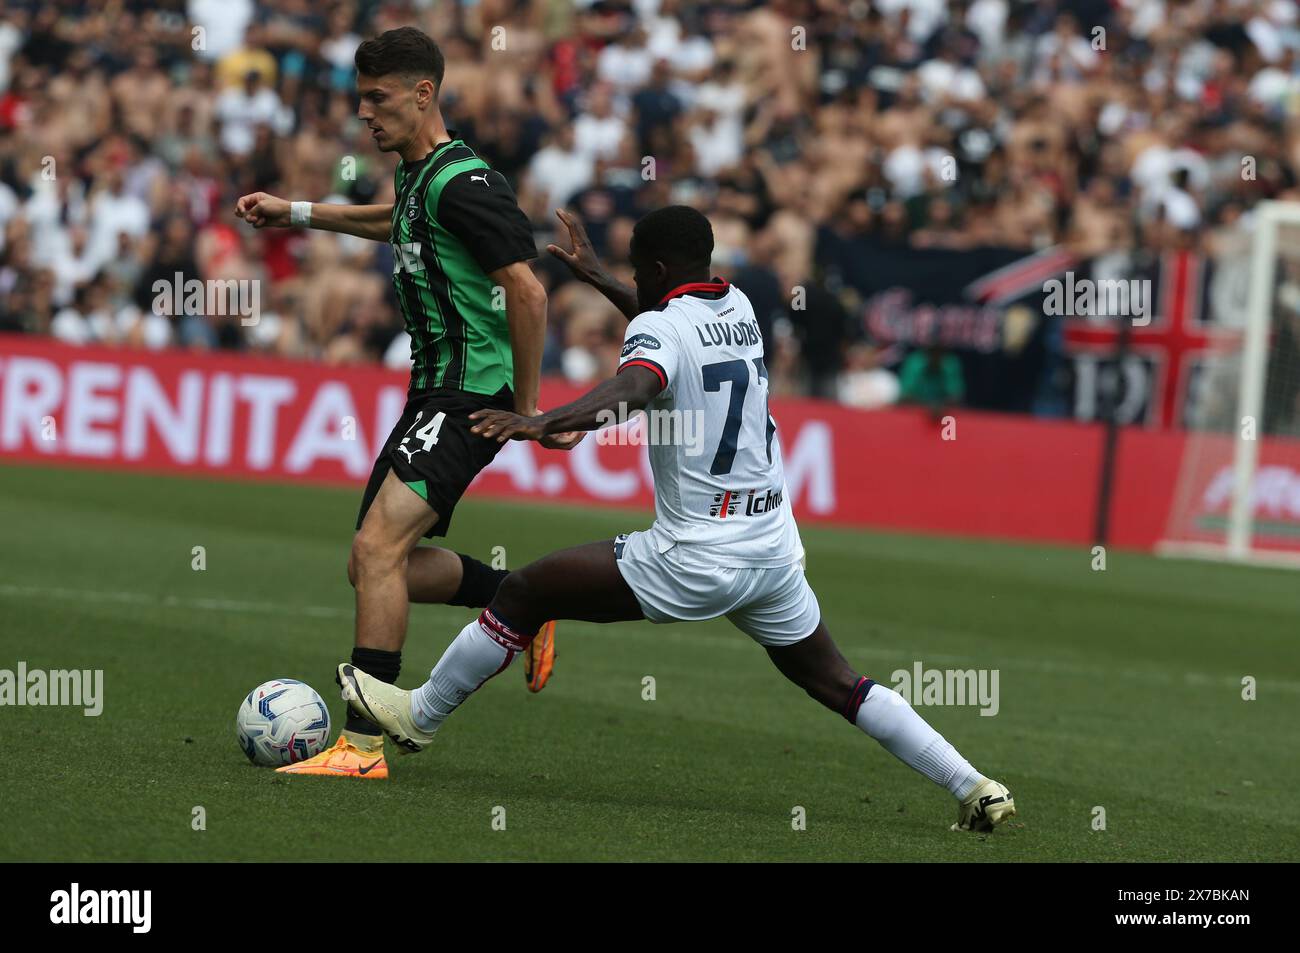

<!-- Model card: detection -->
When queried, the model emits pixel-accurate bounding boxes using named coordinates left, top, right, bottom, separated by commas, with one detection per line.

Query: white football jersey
left=616, top=278, right=803, bottom=568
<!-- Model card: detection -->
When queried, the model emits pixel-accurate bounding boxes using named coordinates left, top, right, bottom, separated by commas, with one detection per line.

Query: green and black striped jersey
left=390, top=129, right=537, bottom=395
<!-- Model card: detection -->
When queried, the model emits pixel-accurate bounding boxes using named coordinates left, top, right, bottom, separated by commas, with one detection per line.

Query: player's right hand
left=235, top=192, right=291, bottom=228
left=469, top=408, right=547, bottom=443
left=546, top=208, right=605, bottom=284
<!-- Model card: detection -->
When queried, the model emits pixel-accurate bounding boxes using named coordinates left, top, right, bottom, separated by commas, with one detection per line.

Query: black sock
left=345, top=647, right=401, bottom=736
left=448, top=553, right=509, bottom=608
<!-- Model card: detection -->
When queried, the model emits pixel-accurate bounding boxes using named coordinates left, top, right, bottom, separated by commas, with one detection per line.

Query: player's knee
left=494, top=568, right=532, bottom=604
left=492, top=568, right=537, bottom=619
left=350, top=526, right=404, bottom=581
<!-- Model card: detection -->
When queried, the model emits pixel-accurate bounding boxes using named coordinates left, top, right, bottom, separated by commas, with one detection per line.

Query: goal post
left=1159, top=200, right=1300, bottom=567
left=1226, top=201, right=1281, bottom=558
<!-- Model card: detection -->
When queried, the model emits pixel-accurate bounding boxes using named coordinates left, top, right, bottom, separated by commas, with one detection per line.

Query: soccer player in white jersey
left=336, top=205, right=1016, bottom=832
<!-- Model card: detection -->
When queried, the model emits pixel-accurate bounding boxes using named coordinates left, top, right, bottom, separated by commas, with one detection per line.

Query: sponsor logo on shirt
left=621, top=334, right=662, bottom=358
left=709, top=491, right=742, bottom=518
left=708, top=487, right=785, bottom=519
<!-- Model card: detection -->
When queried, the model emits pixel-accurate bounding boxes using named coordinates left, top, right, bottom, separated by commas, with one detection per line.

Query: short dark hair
left=631, top=205, right=714, bottom=269
left=355, top=27, right=445, bottom=92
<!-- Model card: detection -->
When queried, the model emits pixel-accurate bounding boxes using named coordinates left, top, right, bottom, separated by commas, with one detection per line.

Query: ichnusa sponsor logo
left=50, top=883, right=151, bottom=933
left=744, top=486, right=784, bottom=516
left=709, top=490, right=742, bottom=518
left=708, top=487, right=785, bottom=519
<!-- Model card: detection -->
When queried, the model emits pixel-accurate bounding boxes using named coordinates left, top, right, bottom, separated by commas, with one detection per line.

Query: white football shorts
left=613, top=531, right=821, bottom=647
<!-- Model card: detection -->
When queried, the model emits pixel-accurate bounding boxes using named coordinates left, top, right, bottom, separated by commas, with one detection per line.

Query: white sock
left=411, top=610, right=528, bottom=733
left=854, top=682, right=982, bottom=799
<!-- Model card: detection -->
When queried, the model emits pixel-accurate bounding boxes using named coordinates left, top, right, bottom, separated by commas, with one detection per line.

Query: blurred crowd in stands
left=1, top=0, right=1298, bottom=407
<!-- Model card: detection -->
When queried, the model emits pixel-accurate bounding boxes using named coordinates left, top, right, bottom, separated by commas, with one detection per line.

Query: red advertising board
left=3, top=335, right=1298, bottom=552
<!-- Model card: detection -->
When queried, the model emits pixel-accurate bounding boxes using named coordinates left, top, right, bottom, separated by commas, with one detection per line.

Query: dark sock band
left=345, top=647, right=401, bottom=736
left=842, top=676, right=874, bottom=723
left=480, top=606, right=537, bottom=649
left=448, top=553, right=509, bottom=608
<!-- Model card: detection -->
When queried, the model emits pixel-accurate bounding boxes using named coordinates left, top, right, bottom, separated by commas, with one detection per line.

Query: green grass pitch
left=1, top=462, right=1297, bottom=862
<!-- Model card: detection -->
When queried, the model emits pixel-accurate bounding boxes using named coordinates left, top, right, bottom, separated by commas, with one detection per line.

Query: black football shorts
left=356, top=386, right=514, bottom=538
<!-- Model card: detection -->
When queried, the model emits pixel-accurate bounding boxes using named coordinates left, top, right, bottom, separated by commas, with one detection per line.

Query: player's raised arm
left=235, top=192, right=393, bottom=242
left=547, top=208, right=640, bottom=321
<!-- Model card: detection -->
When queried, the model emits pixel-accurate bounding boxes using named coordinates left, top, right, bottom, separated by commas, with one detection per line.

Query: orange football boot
left=524, top=620, right=557, bottom=693
left=275, top=734, right=388, bottom=779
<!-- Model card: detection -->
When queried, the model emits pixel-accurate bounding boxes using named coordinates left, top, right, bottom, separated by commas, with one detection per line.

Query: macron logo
left=50, top=884, right=151, bottom=934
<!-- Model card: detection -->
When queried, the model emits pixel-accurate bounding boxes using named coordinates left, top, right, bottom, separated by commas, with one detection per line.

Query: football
left=235, top=679, right=331, bottom=767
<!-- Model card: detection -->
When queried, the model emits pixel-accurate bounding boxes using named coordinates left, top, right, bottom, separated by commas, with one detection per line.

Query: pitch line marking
left=2, top=583, right=1296, bottom=695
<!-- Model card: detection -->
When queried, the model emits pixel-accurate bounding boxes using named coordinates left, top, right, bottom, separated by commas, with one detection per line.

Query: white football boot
left=951, top=777, right=1016, bottom=832
left=336, top=663, right=435, bottom=754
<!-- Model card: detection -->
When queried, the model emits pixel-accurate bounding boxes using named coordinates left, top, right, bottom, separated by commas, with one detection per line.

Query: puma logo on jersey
left=470, top=174, right=490, bottom=186
left=696, top=319, right=762, bottom=349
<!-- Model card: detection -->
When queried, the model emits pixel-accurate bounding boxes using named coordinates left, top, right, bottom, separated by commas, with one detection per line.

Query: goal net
left=1160, top=200, right=1300, bottom=567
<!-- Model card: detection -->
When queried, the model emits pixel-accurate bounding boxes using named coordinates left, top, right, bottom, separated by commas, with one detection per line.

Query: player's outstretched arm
left=235, top=192, right=393, bottom=242
left=469, top=365, right=663, bottom=442
left=547, top=208, right=639, bottom=321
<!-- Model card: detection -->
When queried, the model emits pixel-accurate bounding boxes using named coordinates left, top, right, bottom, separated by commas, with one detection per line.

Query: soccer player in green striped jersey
left=235, top=26, right=575, bottom=778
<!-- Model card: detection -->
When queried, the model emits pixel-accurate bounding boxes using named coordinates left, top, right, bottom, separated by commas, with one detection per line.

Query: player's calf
left=765, top=623, right=862, bottom=712
left=443, top=551, right=508, bottom=607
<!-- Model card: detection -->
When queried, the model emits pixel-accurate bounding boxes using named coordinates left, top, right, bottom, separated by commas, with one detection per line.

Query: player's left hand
left=469, top=409, right=547, bottom=443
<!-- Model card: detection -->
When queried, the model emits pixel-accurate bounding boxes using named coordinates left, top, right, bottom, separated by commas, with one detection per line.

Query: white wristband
left=290, top=201, right=312, bottom=227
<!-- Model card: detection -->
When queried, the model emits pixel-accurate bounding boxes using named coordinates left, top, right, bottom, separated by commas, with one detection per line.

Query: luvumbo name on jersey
left=694, top=317, right=763, bottom=349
